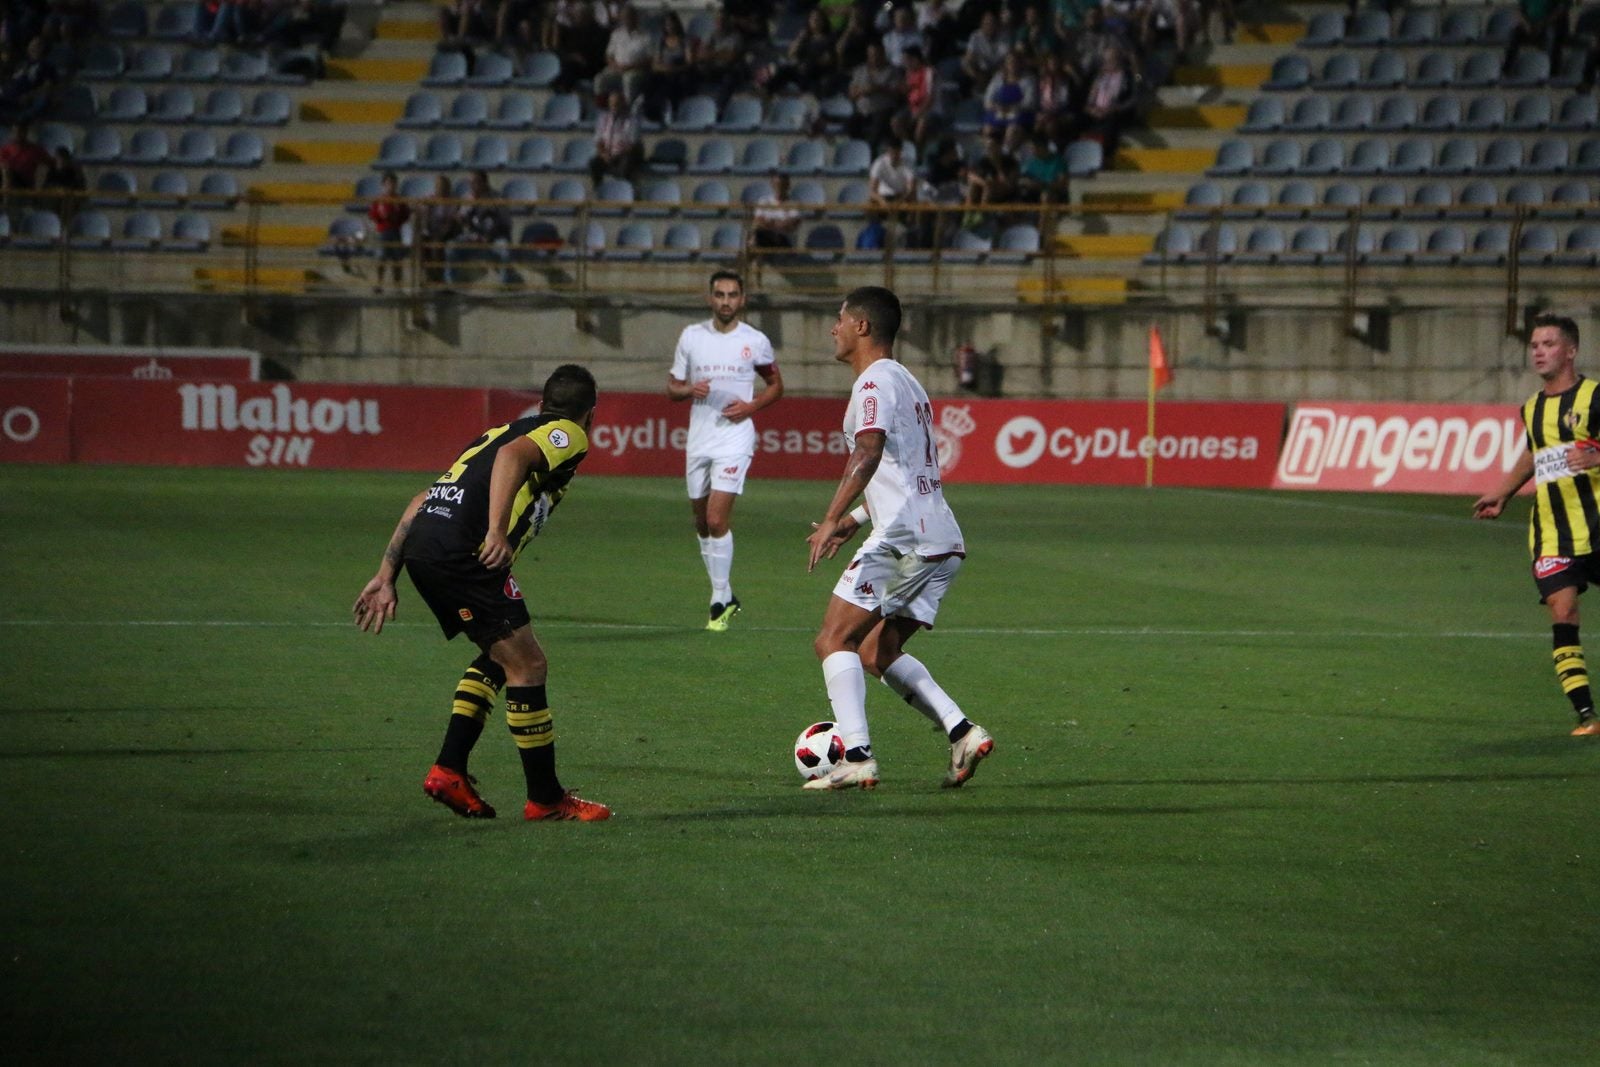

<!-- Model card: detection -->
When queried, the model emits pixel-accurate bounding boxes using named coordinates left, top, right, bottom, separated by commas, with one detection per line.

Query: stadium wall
left=0, top=290, right=1579, bottom=405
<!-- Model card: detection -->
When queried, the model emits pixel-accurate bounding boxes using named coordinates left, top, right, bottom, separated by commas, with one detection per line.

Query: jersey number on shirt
left=441, top=425, right=510, bottom=483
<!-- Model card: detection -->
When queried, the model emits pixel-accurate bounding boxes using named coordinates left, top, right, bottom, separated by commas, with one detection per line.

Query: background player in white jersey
left=803, top=286, right=994, bottom=790
left=667, top=270, right=785, bottom=631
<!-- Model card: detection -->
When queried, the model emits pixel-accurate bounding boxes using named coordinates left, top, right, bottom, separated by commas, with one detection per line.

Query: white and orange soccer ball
left=794, top=721, right=846, bottom=781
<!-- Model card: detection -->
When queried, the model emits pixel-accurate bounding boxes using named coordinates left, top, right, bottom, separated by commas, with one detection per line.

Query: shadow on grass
left=1018, top=769, right=1600, bottom=791
left=650, top=801, right=1266, bottom=822
left=0, top=745, right=394, bottom=760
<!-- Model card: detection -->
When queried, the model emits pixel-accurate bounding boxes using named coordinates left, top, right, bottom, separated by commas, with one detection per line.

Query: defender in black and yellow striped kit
left=1475, top=314, right=1600, bottom=736
left=353, top=364, right=613, bottom=820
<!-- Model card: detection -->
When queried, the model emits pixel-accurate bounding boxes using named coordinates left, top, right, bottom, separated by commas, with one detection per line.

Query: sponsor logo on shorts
left=459, top=608, right=474, bottom=621
left=548, top=428, right=569, bottom=449
left=857, top=581, right=875, bottom=596
left=723, top=464, right=739, bottom=475
left=504, top=575, right=524, bottom=600
left=862, top=397, right=877, bottom=426
left=1536, top=556, right=1574, bottom=579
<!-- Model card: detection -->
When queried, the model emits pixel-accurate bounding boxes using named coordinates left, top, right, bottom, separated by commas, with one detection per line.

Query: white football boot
left=802, top=757, right=880, bottom=790
left=942, top=724, right=994, bottom=788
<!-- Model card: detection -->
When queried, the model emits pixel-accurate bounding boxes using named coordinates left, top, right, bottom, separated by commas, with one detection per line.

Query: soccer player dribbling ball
left=1474, top=314, right=1600, bottom=736
left=352, top=364, right=612, bottom=820
left=803, top=286, right=995, bottom=789
left=666, top=270, right=785, bottom=631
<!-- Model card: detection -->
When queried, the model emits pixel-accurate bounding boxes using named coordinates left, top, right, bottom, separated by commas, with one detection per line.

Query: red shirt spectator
left=1, top=125, right=52, bottom=190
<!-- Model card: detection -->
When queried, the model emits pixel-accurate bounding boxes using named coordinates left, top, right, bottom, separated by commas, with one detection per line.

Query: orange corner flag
left=1149, top=324, right=1173, bottom=391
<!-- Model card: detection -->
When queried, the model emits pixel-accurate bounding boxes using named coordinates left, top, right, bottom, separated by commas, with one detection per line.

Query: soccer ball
left=794, top=721, right=845, bottom=780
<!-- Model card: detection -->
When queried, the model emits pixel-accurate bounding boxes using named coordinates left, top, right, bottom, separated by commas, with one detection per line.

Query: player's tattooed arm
left=354, top=490, right=426, bottom=634
left=807, top=431, right=884, bottom=572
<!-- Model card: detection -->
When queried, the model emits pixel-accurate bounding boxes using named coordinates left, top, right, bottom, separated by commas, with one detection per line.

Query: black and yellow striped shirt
left=405, top=413, right=589, bottom=566
left=1522, top=376, right=1600, bottom=558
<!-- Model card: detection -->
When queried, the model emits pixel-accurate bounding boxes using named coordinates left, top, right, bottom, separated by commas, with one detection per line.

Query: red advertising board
left=491, top=390, right=1284, bottom=487
left=0, top=344, right=259, bottom=381
left=1273, top=402, right=1527, bottom=494
left=69, top=379, right=488, bottom=471
left=0, top=376, right=72, bottom=464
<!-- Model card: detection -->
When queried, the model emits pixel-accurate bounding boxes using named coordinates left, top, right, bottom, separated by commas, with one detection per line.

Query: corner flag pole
left=1145, top=323, right=1173, bottom=488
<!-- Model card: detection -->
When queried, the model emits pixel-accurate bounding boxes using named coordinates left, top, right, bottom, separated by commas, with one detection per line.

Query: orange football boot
left=524, top=791, right=612, bottom=822
left=423, top=764, right=497, bottom=818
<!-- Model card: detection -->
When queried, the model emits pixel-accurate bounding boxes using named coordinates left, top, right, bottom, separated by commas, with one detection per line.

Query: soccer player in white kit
left=804, top=286, right=994, bottom=790
left=667, top=270, right=785, bottom=630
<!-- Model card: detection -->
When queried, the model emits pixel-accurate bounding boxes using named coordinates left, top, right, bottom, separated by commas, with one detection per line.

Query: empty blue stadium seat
left=1239, top=97, right=1284, bottom=134
left=154, top=3, right=198, bottom=39
left=1208, top=139, right=1252, bottom=177
left=93, top=169, right=138, bottom=206
left=693, top=139, right=736, bottom=174
left=1505, top=181, right=1546, bottom=207
left=1285, top=96, right=1330, bottom=132
left=1412, top=52, right=1456, bottom=89
left=1299, top=138, right=1344, bottom=176
left=151, top=86, right=196, bottom=123
left=1421, top=225, right=1467, bottom=261
left=1459, top=180, right=1500, bottom=213
left=68, top=210, right=112, bottom=249
left=197, top=87, right=244, bottom=125
left=1556, top=95, right=1600, bottom=131
left=1369, top=226, right=1421, bottom=266
left=1462, top=224, right=1511, bottom=265
left=718, top=95, right=763, bottom=133
left=824, top=139, right=871, bottom=176
left=219, top=130, right=265, bottom=167
left=636, top=178, right=682, bottom=216
left=1255, top=139, right=1302, bottom=176
left=552, top=138, right=595, bottom=173
left=221, top=51, right=268, bottom=82
left=1555, top=224, right=1600, bottom=265
left=175, top=48, right=221, bottom=83
left=1269, top=180, right=1317, bottom=219
left=470, top=134, right=510, bottom=169
left=1344, top=139, right=1390, bottom=176
left=1509, top=95, right=1553, bottom=132
left=537, top=93, right=583, bottom=130
left=1529, top=138, right=1571, bottom=174
left=673, top=95, right=718, bottom=132
left=687, top=179, right=731, bottom=215
left=1577, top=139, right=1600, bottom=172
left=126, top=129, right=170, bottom=165
left=1373, top=96, right=1418, bottom=132
left=420, top=133, right=465, bottom=169
left=501, top=176, right=539, bottom=213
left=1177, top=180, right=1223, bottom=218
left=1313, top=53, right=1361, bottom=90
left=1457, top=51, right=1501, bottom=89
left=167, top=213, right=211, bottom=252
left=466, top=53, right=515, bottom=88
left=1418, top=96, right=1461, bottom=132
left=1439, top=9, right=1481, bottom=45
left=764, top=96, right=810, bottom=133
left=1345, top=10, right=1391, bottom=47
left=107, top=0, right=148, bottom=39
left=515, top=51, right=562, bottom=89
left=80, top=127, right=123, bottom=165
left=1229, top=181, right=1270, bottom=215
left=147, top=170, right=190, bottom=206
left=545, top=177, right=587, bottom=213
left=1519, top=224, right=1560, bottom=263
left=609, top=221, right=655, bottom=260
left=1479, top=138, right=1523, bottom=174
left=130, top=45, right=175, bottom=80
left=1315, top=182, right=1357, bottom=220
left=1550, top=181, right=1595, bottom=214
left=113, top=211, right=163, bottom=250
left=1065, top=139, right=1103, bottom=177
left=1363, top=50, right=1406, bottom=89
left=171, top=129, right=216, bottom=166
left=102, top=85, right=149, bottom=122
left=1406, top=182, right=1453, bottom=218
left=593, top=177, right=635, bottom=213
left=1330, top=96, right=1374, bottom=133
left=512, top=135, right=554, bottom=170
left=647, top=137, right=688, bottom=172
left=784, top=140, right=825, bottom=175
left=423, top=52, right=469, bottom=88
left=1366, top=181, right=1406, bottom=215
left=1264, top=55, right=1310, bottom=91
left=248, top=90, right=292, bottom=126
left=1394, top=9, right=1439, bottom=46
left=1299, top=12, right=1344, bottom=48
left=1389, top=138, right=1433, bottom=176
left=195, top=172, right=238, bottom=208
left=1235, top=225, right=1285, bottom=264
left=82, top=42, right=127, bottom=81
left=398, top=91, right=443, bottom=129
left=488, top=96, right=536, bottom=130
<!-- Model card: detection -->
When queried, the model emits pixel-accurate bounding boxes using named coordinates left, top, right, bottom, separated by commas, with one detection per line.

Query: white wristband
left=849, top=505, right=870, bottom=526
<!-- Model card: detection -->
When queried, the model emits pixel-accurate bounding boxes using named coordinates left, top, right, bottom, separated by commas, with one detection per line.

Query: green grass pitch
left=1, top=464, right=1594, bottom=1064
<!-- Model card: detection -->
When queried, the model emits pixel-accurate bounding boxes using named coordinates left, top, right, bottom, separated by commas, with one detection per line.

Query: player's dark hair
left=708, top=269, right=743, bottom=292
left=541, top=364, right=597, bottom=419
left=1531, top=313, right=1580, bottom=349
left=843, top=286, right=902, bottom=346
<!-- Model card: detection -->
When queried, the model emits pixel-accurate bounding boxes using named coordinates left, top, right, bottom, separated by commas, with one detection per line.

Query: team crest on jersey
left=504, top=575, right=524, bottom=600
left=458, top=608, right=474, bottom=621
left=549, top=428, right=569, bottom=449
left=1536, top=556, right=1573, bottom=579
left=862, top=396, right=877, bottom=425
left=741, top=345, right=752, bottom=361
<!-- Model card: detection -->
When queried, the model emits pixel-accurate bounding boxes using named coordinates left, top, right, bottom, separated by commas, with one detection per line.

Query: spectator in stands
left=542, top=0, right=583, bottom=51
left=882, top=6, right=925, bottom=69
left=1503, top=0, right=1572, bottom=74
left=922, top=136, right=966, bottom=202
left=1016, top=133, right=1069, bottom=203
left=594, top=0, right=626, bottom=31
left=368, top=170, right=411, bottom=293
left=1017, top=4, right=1060, bottom=55
left=962, top=145, right=1018, bottom=228
left=419, top=174, right=459, bottom=284
left=0, top=35, right=57, bottom=122
left=202, top=0, right=262, bottom=46
left=497, top=0, right=539, bottom=53
left=891, top=45, right=941, bottom=152
left=41, top=143, right=84, bottom=222
left=848, top=42, right=901, bottom=148
left=962, top=10, right=1008, bottom=91
left=1196, top=0, right=1236, bottom=46
left=750, top=171, right=801, bottom=255
left=917, top=0, right=961, bottom=64
left=983, top=51, right=1036, bottom=153
left=43, top=0, right=98, bottom=47
left=446, top=169, right=514, bottom=286
left=833, top=6, right=874, bottom=76
left=691, top=7, right=748, bottom=109
left=868, top=139, right=917, bottom=209
left=0, top=120, right=49, bottom=217
left=1081, top=44, right=1137, bottom=157
left=439, top=0, right=496, bottom=47
left=589, top=88, right=642, bottom=188
left=1100, top=0, right=1142, bottom=43
left=553, top=1, right=609, bottom=91
left=594, top=4, right=654, bottom=105
left=643, top=10, right=694, bottom=122
left=770, top=7, right=839, bottom=96
left=1072, top=6, right=1117, bottom=77
left=1032, top=48, right=1084, bottom=148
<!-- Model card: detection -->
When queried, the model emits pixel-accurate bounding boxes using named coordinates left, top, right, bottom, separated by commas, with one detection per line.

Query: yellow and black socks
left=505, top=684, right=562, bottom=804
left=1552, top=624, right=1594, bottom=721
left=437, top=654, right=504, bottom=772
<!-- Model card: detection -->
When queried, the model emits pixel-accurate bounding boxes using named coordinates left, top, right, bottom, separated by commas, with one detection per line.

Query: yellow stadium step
left=221, top=224, right=328, bottom=248
left=195, top=267, right=322, bottom=293
left=1079, top=190, right=1185, bottom=212
left=1173, top=63, right=1271, bottom=88
left=325, top=57, right=430, bottom=82
left=375, top=19, right=439, bottom=41
left=1016, top=276, right=1130, bottom=305
left=273, top=140, right=379, bottom=165
left=1052, top=234, right=1156, bottom=258
left=247, top=181, right=352, bottom=204
left=1237, top=22, right=1305, bottom=45
left=1111, top=147, right=1216, bottom=173
left=1146, top=105, right=1247, bottom=130
left=300, top=99, right=405, bottom=124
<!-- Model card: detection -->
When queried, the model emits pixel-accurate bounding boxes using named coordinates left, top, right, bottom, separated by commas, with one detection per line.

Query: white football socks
left=704, top=531, right=734, bottom=605
left=882, top=654, right=966, bottom=735
left=822, top=650, right=871, bottom=752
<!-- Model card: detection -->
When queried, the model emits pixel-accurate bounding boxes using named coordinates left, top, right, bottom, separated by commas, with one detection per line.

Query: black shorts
left=405, top=555, right=530, bottom=644
left=1533, top=552, right=1600, bottom=602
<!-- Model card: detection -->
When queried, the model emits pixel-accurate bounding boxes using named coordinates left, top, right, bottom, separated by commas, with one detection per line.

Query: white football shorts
left=831, top=541, right=962, bottom=628
left=685, top=451, right=753, bottom=498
